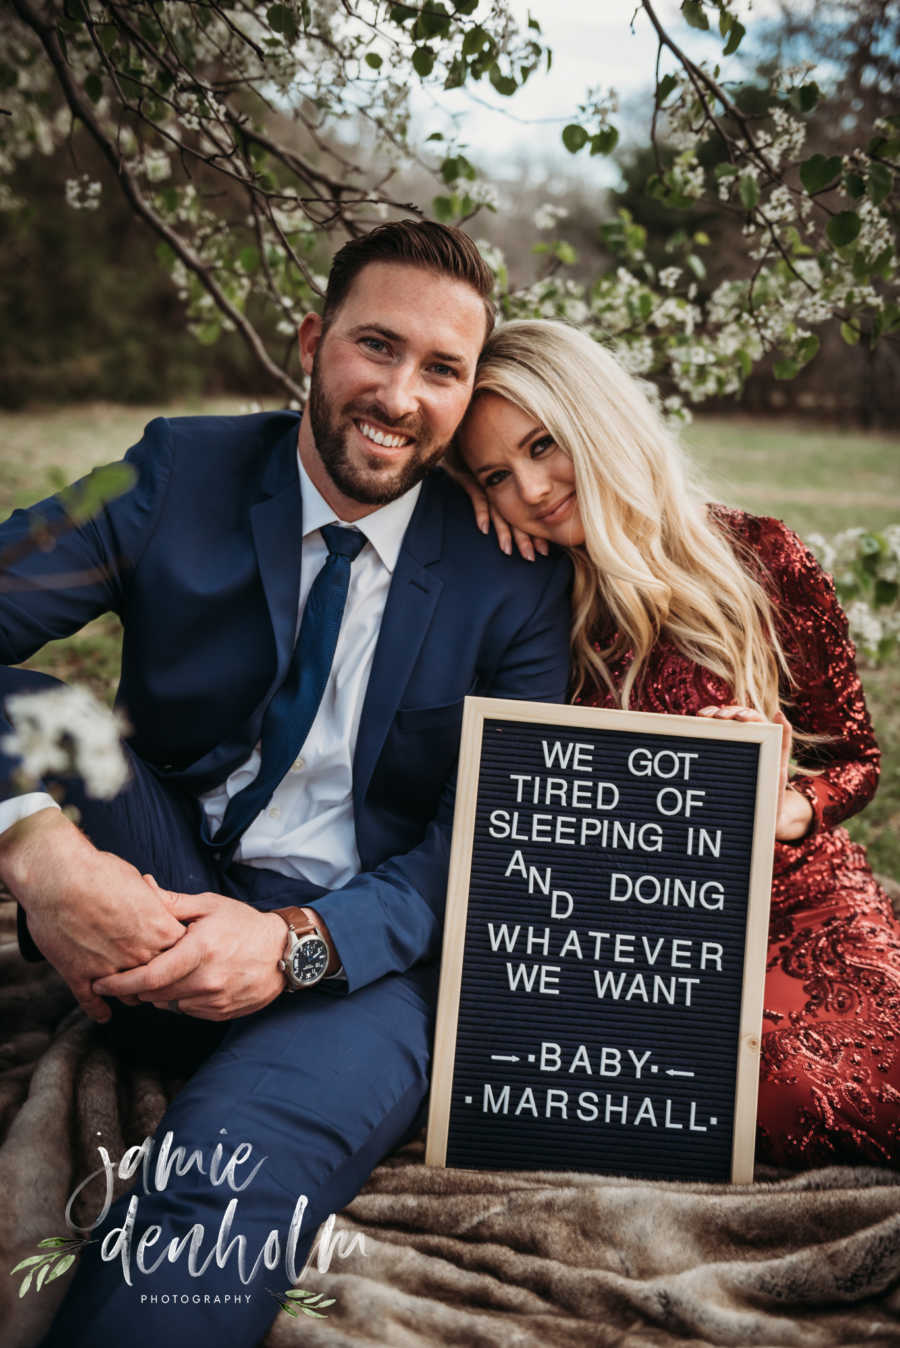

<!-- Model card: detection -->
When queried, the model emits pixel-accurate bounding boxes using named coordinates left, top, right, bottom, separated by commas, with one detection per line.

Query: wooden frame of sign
left=426, top=697, right=781, bottom=1184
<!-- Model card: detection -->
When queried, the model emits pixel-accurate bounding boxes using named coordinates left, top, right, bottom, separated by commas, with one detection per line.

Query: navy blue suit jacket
left=0, top=412, right=571, bottom=991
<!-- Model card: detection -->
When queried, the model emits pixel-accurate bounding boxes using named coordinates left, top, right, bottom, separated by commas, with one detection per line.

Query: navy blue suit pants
left=6, top=671, right=436, bottom=1348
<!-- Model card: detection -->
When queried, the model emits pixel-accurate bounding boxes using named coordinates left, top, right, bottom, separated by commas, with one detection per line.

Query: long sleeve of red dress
left=579, top=509, right=900, bottom=1168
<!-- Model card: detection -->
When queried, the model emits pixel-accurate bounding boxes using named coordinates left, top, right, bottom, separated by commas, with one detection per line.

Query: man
left=0, top=221, right=570, bottom=1346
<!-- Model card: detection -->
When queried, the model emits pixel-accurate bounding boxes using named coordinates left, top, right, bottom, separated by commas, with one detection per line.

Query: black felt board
left=429, top=702, right=779, bottom=1183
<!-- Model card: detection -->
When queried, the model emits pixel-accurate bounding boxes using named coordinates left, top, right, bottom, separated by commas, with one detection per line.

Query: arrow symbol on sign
left=490, top=1054, right=520, bottom=1062
left=666, top=1069, right=695, bottom=1077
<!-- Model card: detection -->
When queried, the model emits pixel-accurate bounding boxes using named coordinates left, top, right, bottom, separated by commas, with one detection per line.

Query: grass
left=685, top=415, right=900, bottom=538
left=1, top=402, right=898, bottom=876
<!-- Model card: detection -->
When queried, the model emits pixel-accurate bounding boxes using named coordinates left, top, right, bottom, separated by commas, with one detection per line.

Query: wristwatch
left=273, top=907, right=330, bottom=991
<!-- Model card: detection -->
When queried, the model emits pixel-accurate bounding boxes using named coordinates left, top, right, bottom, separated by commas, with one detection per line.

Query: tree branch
left=12, top=0, right=305, bottom=402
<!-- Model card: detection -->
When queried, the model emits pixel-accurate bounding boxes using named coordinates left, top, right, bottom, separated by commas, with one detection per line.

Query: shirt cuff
left=0, top=792, right=60, bottom=837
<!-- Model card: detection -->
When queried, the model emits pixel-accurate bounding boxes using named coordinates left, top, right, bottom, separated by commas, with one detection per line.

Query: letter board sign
left=426, top=698, right=781, bottom=1183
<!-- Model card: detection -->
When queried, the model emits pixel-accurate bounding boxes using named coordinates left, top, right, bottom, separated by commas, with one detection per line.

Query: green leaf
left=489, top=65, right=518, bottom=97
left=867, top=161, right=892, bottom=205
left=869, top=135, right=900, bottom=160
left=454, top=0, right=478, bottom=12
left=590, top=127, right=619, bottom=156
left=440, top=155, right=460, bottom=185
left=59, top=463, right=138, bottom=525
left=840, top=321, right=860, bottom=345
left=693, top=229, right=710, bottom=245
left=412, top=46, right=435, bottom=78
left=799, top=154, right=842, bottom=194
left=657, top=74, right=677, bottom=104
left=554, top=241, right=577, bottom=264
left=18, top=1270, right=34, bottom=1298
left=431, top=194, right=456, bottom=221
left=879, top=301, right=900, bottom=333
left=637, top=291, right=653, bottom=320
left=238, top=246, right=260, bottom=274
left=773, top=357, right=798, bottom=380
left=827, top=211, right=861, bottom=247
left=267, top=5, right=289, bottom=33
left=844, top=171, right=866, bottom=199
left=45, top=1254, right=76, bottom=1284
left=722, top=20, right=745, bottom=55
left=11, top=1255, right=50, bottom=1273
left=417, top=1, right=450, bottom=39
left=462, top=25, right=491, bottom=57
left=686, top=253, right=706, bottom=280
left=426, top=131, right=444, bottom=141
left=789, top=82, right=819, bottom=113
left=191, top=321, right=222, bottom=347
left=389, top=4, right=417, bottom=22
left=364, top=52, right=383, bottom=70
left=562, top=124, right=588, bottom=154
left=84, top=73, right=102, bottom=104
left=283, top=1304, right=299, bottom=1316
left=38, top=1238, right=73, bottom=1249
left=739, top=174, right=759, bottom=210
left=738, top=348, right=753, bottom=378
left=714, top=162, right=738, bottom=179
left=300, top=1309, right=328, bottom=1319
left=796, top=334, right=819, bottom=365
left=681, top=1, right=709, bottom=31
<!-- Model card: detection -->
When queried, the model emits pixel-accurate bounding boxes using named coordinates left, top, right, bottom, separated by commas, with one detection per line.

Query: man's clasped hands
left=0, top=806, right=288, bottom=1023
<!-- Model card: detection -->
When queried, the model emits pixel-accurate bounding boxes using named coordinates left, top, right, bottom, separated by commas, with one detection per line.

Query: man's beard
left=307, top=352, right=447, bottom=506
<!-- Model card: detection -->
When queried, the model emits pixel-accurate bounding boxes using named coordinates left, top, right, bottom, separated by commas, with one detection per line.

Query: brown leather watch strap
left=272, top=905, right=317, bottom=936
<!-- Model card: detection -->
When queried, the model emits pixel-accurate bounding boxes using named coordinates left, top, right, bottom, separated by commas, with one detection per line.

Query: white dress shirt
left=201, top=457, right=421, bottom=887
left=1, top=454, right=421, bottom=895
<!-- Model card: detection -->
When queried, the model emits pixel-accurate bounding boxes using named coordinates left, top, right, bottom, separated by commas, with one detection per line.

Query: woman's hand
left=697, top=704, right=814, bottom=843
left=440, top=462, right=549, bottom=561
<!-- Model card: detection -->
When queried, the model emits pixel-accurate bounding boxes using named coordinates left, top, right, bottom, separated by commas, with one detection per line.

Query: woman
left=454, top=318, right=900, bottom=1169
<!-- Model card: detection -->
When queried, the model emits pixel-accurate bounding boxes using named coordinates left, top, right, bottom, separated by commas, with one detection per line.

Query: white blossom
left=845, top=600, right=884, bottom=658
left=470, top=181, right=500, bottom=210
left=144, top=149, right=172, bottom=182
left=65, top=174, right=102, bottom=211
left=533, top=203, right=569, bottom=232
left=3, top=686, right=130, bottom=801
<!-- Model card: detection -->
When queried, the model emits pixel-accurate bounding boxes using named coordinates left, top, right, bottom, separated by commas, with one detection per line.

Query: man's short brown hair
left=322, top=219, right=496, bottom=338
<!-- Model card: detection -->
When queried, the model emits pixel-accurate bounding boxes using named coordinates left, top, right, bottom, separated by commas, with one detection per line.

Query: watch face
left=291, top=935, right=329, bottom=984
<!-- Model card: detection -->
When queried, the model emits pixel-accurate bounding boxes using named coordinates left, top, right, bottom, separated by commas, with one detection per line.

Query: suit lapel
left=249, top=419, right=303, bottom=692
left=353, top=477, right=445, bottom=812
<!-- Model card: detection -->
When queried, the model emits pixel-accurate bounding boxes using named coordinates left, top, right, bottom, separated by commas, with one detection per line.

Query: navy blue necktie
left=211, top=524, right=367, bottom=850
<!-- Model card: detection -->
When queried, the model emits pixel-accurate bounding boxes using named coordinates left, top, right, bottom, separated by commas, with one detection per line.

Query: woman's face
left=457, top=392, right=586, bottom=547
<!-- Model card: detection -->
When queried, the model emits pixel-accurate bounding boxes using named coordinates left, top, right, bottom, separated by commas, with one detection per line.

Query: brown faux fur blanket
left=2, top=895, right=899, bottom=1348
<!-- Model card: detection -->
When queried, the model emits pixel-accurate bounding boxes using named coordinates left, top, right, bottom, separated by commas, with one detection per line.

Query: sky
left=409, top=0, right=789, bottom=186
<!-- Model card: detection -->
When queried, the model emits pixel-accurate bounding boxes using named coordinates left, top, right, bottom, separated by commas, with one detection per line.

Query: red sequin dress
left=578, top=508, right=900, bottom=1168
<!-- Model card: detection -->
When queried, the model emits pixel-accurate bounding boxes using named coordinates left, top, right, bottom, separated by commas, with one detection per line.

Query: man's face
left=297, top=262, right=488, bottom=519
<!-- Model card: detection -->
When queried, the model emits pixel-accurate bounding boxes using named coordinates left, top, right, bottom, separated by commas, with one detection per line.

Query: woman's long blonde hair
left=469, top=320, right=789, bottom=714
